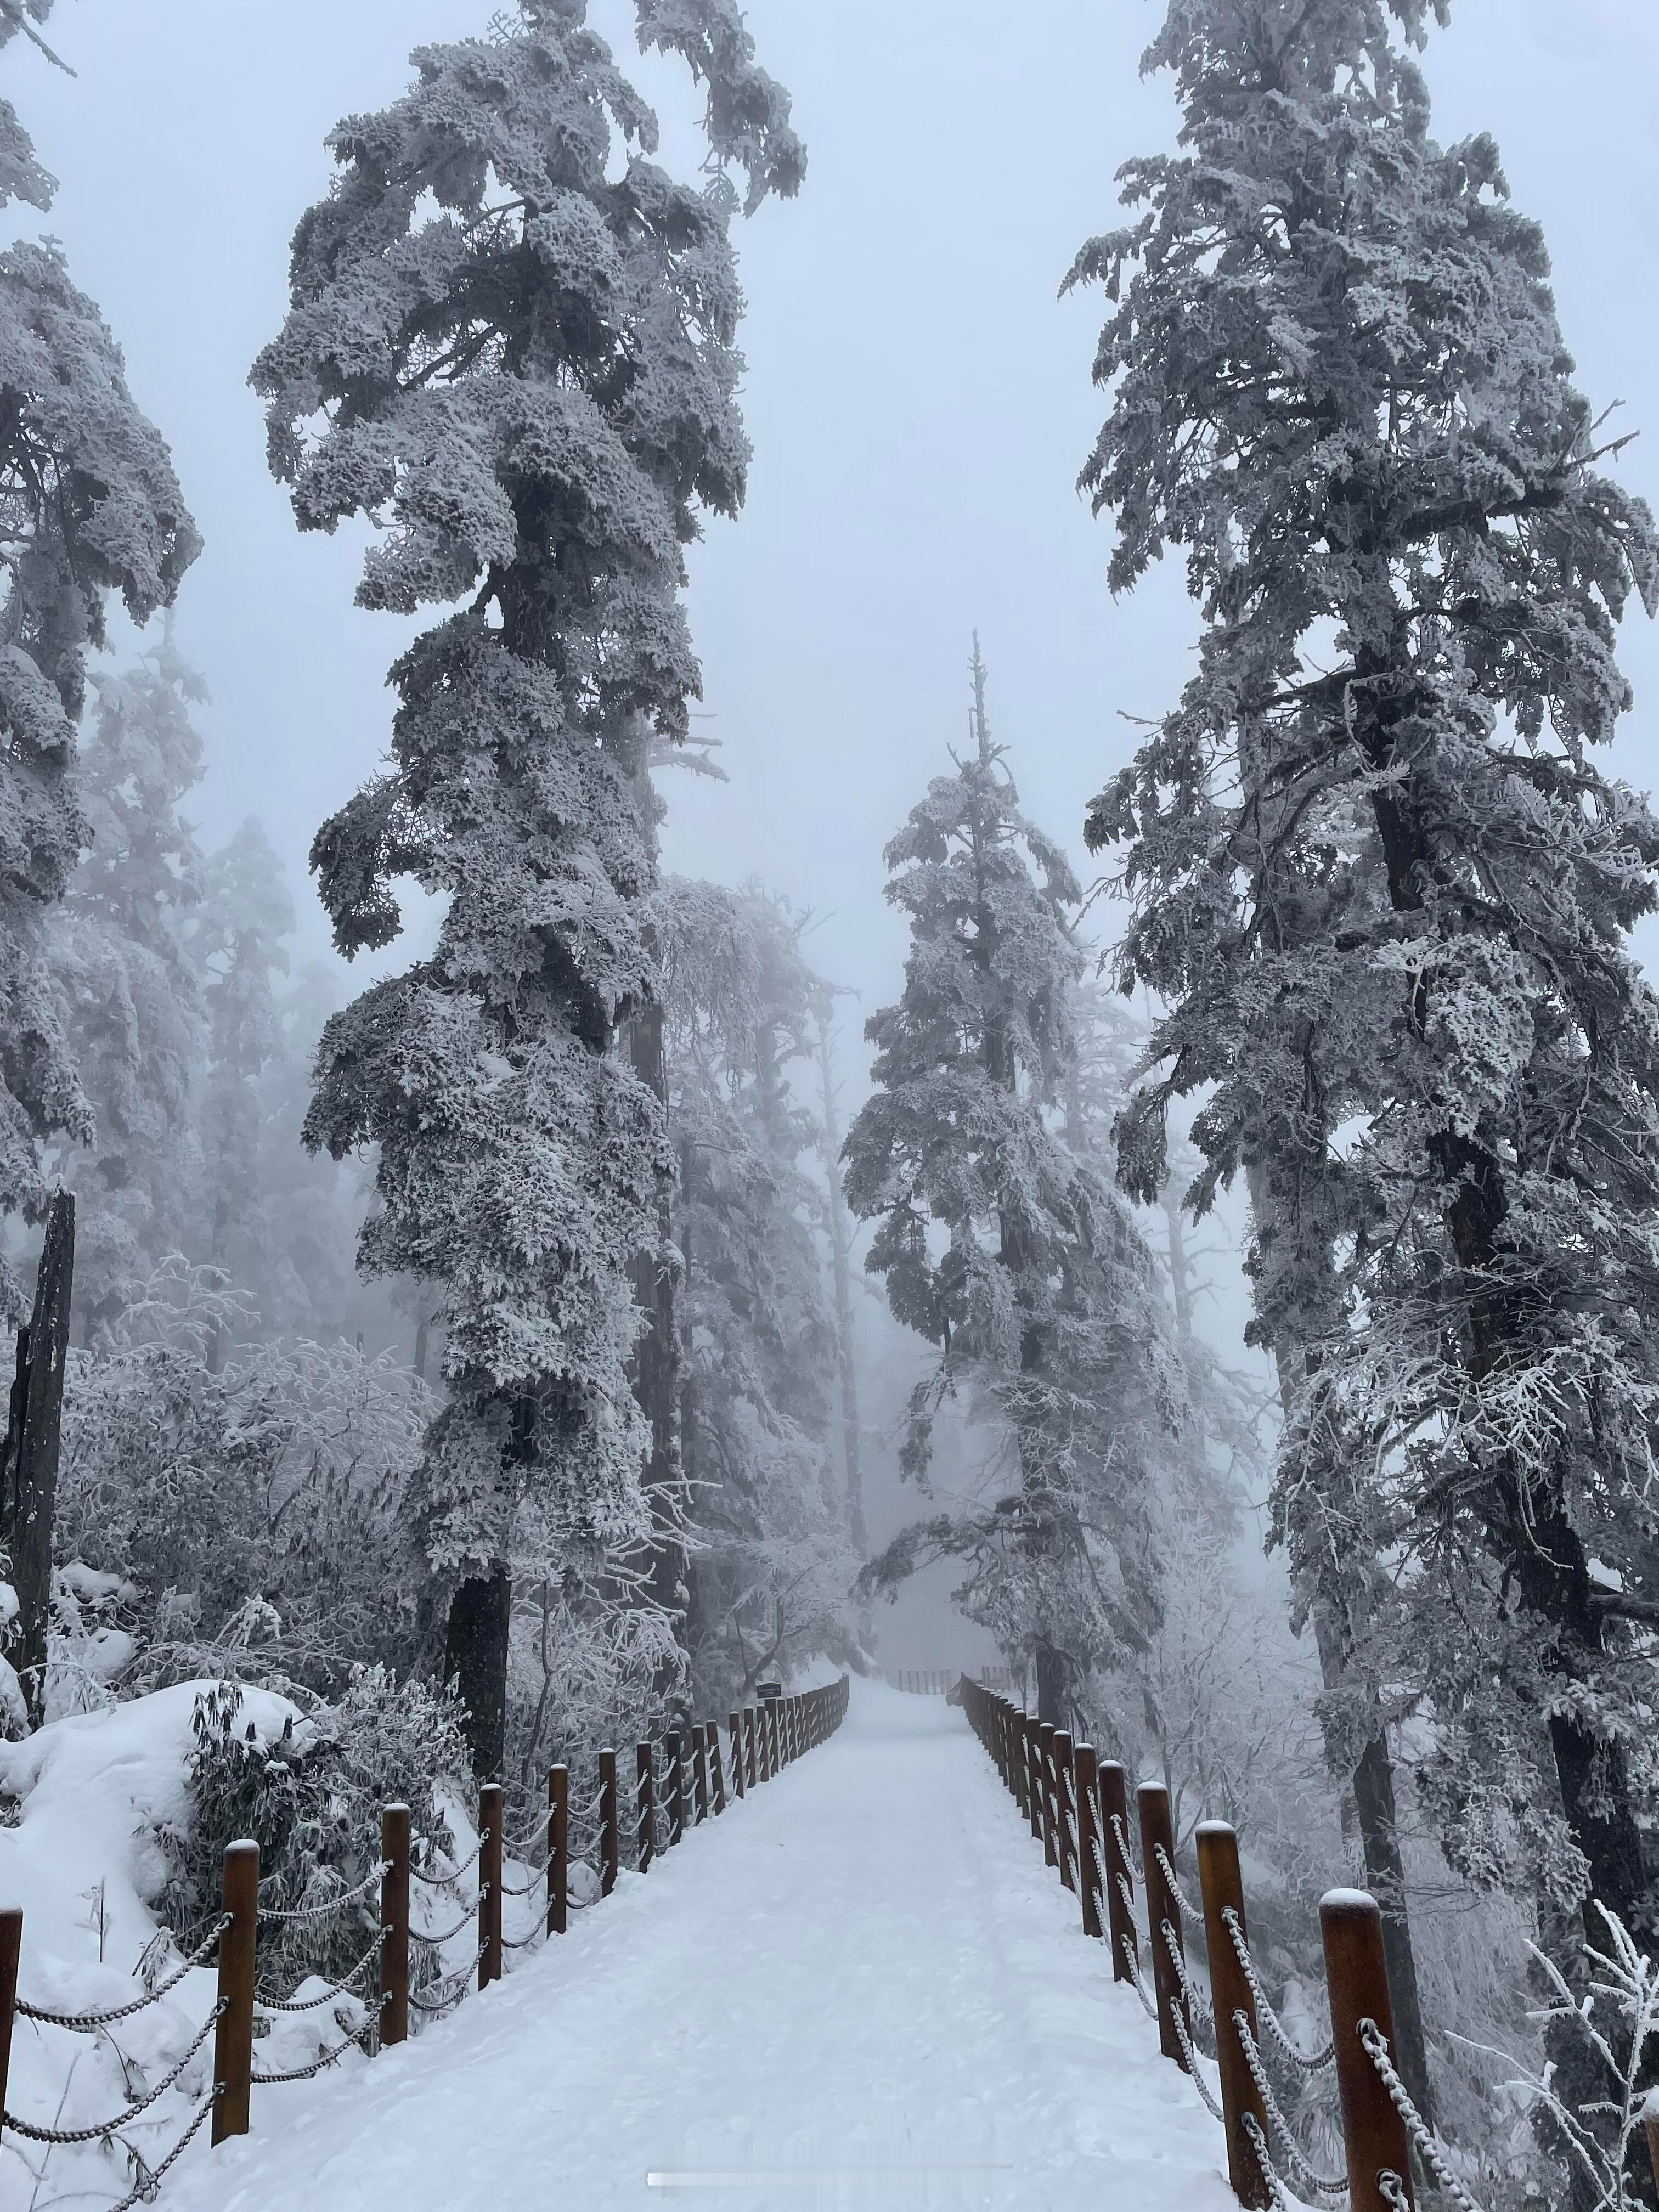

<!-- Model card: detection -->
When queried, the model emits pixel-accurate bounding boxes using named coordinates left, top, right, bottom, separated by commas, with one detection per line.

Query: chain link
left=1359, top=2017, right=1488, bottom=2212
left=1233, top=2012, right=1348, bottom=2197
left=3, top=1998, right=226, bottom=2143
left=1241, top=2111, right=1316, bottom=2212
left=16, top=1917, right=230, bottom=2032
left=257, top=1926, right=388, bottom=2012
left=259, top=1861, right=389, bottom=1924
left=105, top=2086, right=220, bottom=2212
left=1222, top=1909, right=1334, bottom=2073
left=250, top=2012, right=376, bottom=2084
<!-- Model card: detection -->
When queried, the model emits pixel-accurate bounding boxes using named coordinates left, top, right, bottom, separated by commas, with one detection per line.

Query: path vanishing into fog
left=172, top=1681, right=1237, bottom=2212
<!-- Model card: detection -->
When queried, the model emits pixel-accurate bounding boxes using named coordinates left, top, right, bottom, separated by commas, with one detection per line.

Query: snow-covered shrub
left=161, top=1674, right=468, bottom=1992
left=54, top=1267, right=433, bottom=1696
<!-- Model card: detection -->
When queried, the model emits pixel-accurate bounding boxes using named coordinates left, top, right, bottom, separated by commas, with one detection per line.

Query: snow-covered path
left=172, top=1681, right=1238, bottom=2211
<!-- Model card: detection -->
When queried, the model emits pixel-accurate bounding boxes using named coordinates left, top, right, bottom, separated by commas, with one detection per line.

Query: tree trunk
left=444, top=1565, right=511, bottom=1779
left=1035, top=1641, right=1064, bottom=1727
left=11, top=1192, right=75, bottom=1730
left=626, top=989, right=682, bottom=1662
left=816, top=1024, right=868, bottom=1559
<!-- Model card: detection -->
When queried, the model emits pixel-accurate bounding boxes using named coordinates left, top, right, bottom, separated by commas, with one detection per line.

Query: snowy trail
left=171, top=1681, right=1238, bottom=2211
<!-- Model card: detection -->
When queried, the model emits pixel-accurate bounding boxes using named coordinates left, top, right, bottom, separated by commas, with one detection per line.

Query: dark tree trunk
left=1036, top=1643, right=1064, bottom=1727
left=816, top=1024, right=868, bottom=1559
left=11, top=1193, right=75, bottom=1729
left=444, top=1565, right=512, bottom=1779
left=626, top=991, right=682, bottom=1661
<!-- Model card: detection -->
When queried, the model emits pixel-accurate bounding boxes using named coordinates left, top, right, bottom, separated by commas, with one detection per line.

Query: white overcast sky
left=7, top=0, right=1659, bottom=1068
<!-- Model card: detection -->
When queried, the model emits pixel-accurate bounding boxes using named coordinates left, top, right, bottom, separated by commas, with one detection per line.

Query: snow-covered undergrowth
left=0, top=1681, right=493, bottom=2212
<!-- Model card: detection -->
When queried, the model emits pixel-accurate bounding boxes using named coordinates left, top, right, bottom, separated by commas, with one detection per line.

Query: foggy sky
left=5, top=0, right=1658, bottom=1390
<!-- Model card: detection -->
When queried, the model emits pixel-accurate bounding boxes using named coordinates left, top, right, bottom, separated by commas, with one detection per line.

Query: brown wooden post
left=729, top=1713, right=746, bottom=1800
left=0, top=1906, right=19, bottom=2154
left=599, top=1749, right=619, bottom=1897
left=1009, top=1705, right=1030, bottom=1823
left=1074, top=1746, right=1101, bottom=1939
left=478, top=1781, right=503, bottom=1990
left=380, top=1804, right=410, bottom=2048
left=548, top=1767, right=568, bottom=1936
left=710, top=1725, right=727, bottom=1813
left=1321, top=1890, right=1415, bottom=2212
left=1198, top=1821, right=1270, bottom=2208
left=1101, top=1762, right=1136, bottom=1984
left=1053, top=1731, right=1077, bottom=1893
left=211, top=1838, right=259, bottom=2145
left=665, top=1731, right=685, bottom=1843
left=693, top=1723, right=710, bottom=1821
left=636, top=1741, right=656, bottom=1871
left=1138, top=1781, right=1189, bottom=2068
left=1038, top=1723, right=1059, bottom=1868
left=743, top=1708, right=758, bottom=1790
left=1023, top=1715, right=1043, bottom=1841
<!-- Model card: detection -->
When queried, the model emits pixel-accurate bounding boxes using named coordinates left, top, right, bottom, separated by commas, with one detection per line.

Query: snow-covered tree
left=1071, top=0, right=1659, bottom=1982
left=189, top=816, right=295, bottom=1361
left=48, top=631, right=208, bottom=1336
left=845, top=645, right=1178, bottom=1723
left=655, top=876, right=856, bottom=1705
left=0, top=7, right=199, bottom=1322
left=252, top=2, right=802, bottom=1774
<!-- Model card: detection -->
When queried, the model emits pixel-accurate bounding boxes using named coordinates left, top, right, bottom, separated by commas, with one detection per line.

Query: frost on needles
left=250, top=1, right=802, bottom=1773
left=1069, top=0, right=1659, bottom=1955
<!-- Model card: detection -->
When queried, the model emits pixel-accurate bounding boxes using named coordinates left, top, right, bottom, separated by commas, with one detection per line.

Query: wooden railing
left=0, top=1674, right=850, bottom=2209
left=958, top=1675, right=1444, bottom=2212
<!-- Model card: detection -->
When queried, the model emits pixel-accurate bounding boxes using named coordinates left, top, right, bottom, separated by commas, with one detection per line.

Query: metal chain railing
left=1233, top=2012, right=1348, bottom=2198
left=258, top=1861, right=389, bottom=1923
left=1222, top=1908, right=1334, bottom=2073
left=257, top=1926, right=388, bottom=2012
left=3, top=1996, right=227, bottom=2143
left=1359, top=2016, right=1488, bottom=2212
left=15, top=1916, right=230, bottom=2032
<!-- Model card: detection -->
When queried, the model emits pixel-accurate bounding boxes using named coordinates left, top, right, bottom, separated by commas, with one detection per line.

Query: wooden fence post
left=743, top=1708, right=758, bottom=1791
left=693, top=1724, right=710, bottom=1821
left=666, top=1731, right=685, bottom=1844
left=1198, top=1821, right=1270, bottom=2209
left=1023, top=1715, right=1043, bottom=1842
left=478, top=1781, right=503, bottom=1990
left=1100, top=1762, right=1136, bottom=1984
left=0, top=1906, right=19, bottom=2154
left=1038, top=1723, right=1059, bottom=1868
left=1074, top=1746, right=1101, bottom=1939
left=710, top=1725, right=727, bottom=1813
left=599, top=1750, right=619, bottom=1896
left=1053, top=1731, right=1077, bottom=1893
left=380, top=1804, right=410, bottom=2047
left=729, top=1713, right=746, bottom=1800
left=1321, top=1890, right=1415, bottom=2212
left=636, top=1741, right=655, bottom=1871
left=548, top=1767, right=568, bottom=1936
left=1138, top=1781, right=1189, bottom=2069
left=212, top=1838, right=259, bottom=2145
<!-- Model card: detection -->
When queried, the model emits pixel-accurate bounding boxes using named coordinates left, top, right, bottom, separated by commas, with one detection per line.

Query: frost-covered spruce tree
left=1073, top=0, right=1659, bottom=1949
left=49, top=631, right=210, bottom=1338
left=845, top=646, right=1175, bottom=1723
left=253, top=2, right=802, bottom=1775
left=190, top=817, right=295, bottom=1361
left=0, top=6, right=199, bottom=1323
left=655, top=877, right=855, bottom=1703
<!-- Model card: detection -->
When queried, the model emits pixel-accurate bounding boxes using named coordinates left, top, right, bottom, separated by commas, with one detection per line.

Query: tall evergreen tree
left=190, top=816, right=295, bottom=1361
left=0, top=5, right=199, bottom=1322
left=48, top=631, right=210, bottom=1336
left=252, top=1, right=802, bottom=1774
left=1071, top=0, right=1659, bottom=1991
left=815, top=1020, right=868, bottom=1560
left=845, top=645, right=1176, bottom=1723
left=656, top=877, right=853, bottom=1703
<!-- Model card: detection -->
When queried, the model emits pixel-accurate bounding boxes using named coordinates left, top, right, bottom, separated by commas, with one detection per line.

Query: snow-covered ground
left=133, top=1679, right=1238, bottom=2212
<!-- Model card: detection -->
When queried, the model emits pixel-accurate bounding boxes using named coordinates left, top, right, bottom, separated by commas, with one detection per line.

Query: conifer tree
left=190, top=816, right=295, bottom=1361
left=1072, top=0, right=1659, bottom=1974
left=845, top=646, right=1175, bottom=1723
left=253, top=1, right=802, bottom=1774
left=0, top=5, right=199, bottom=1322
left=656, top=877, right=853, bottom=1702
left=48, top=631, right=209, bottom=1338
